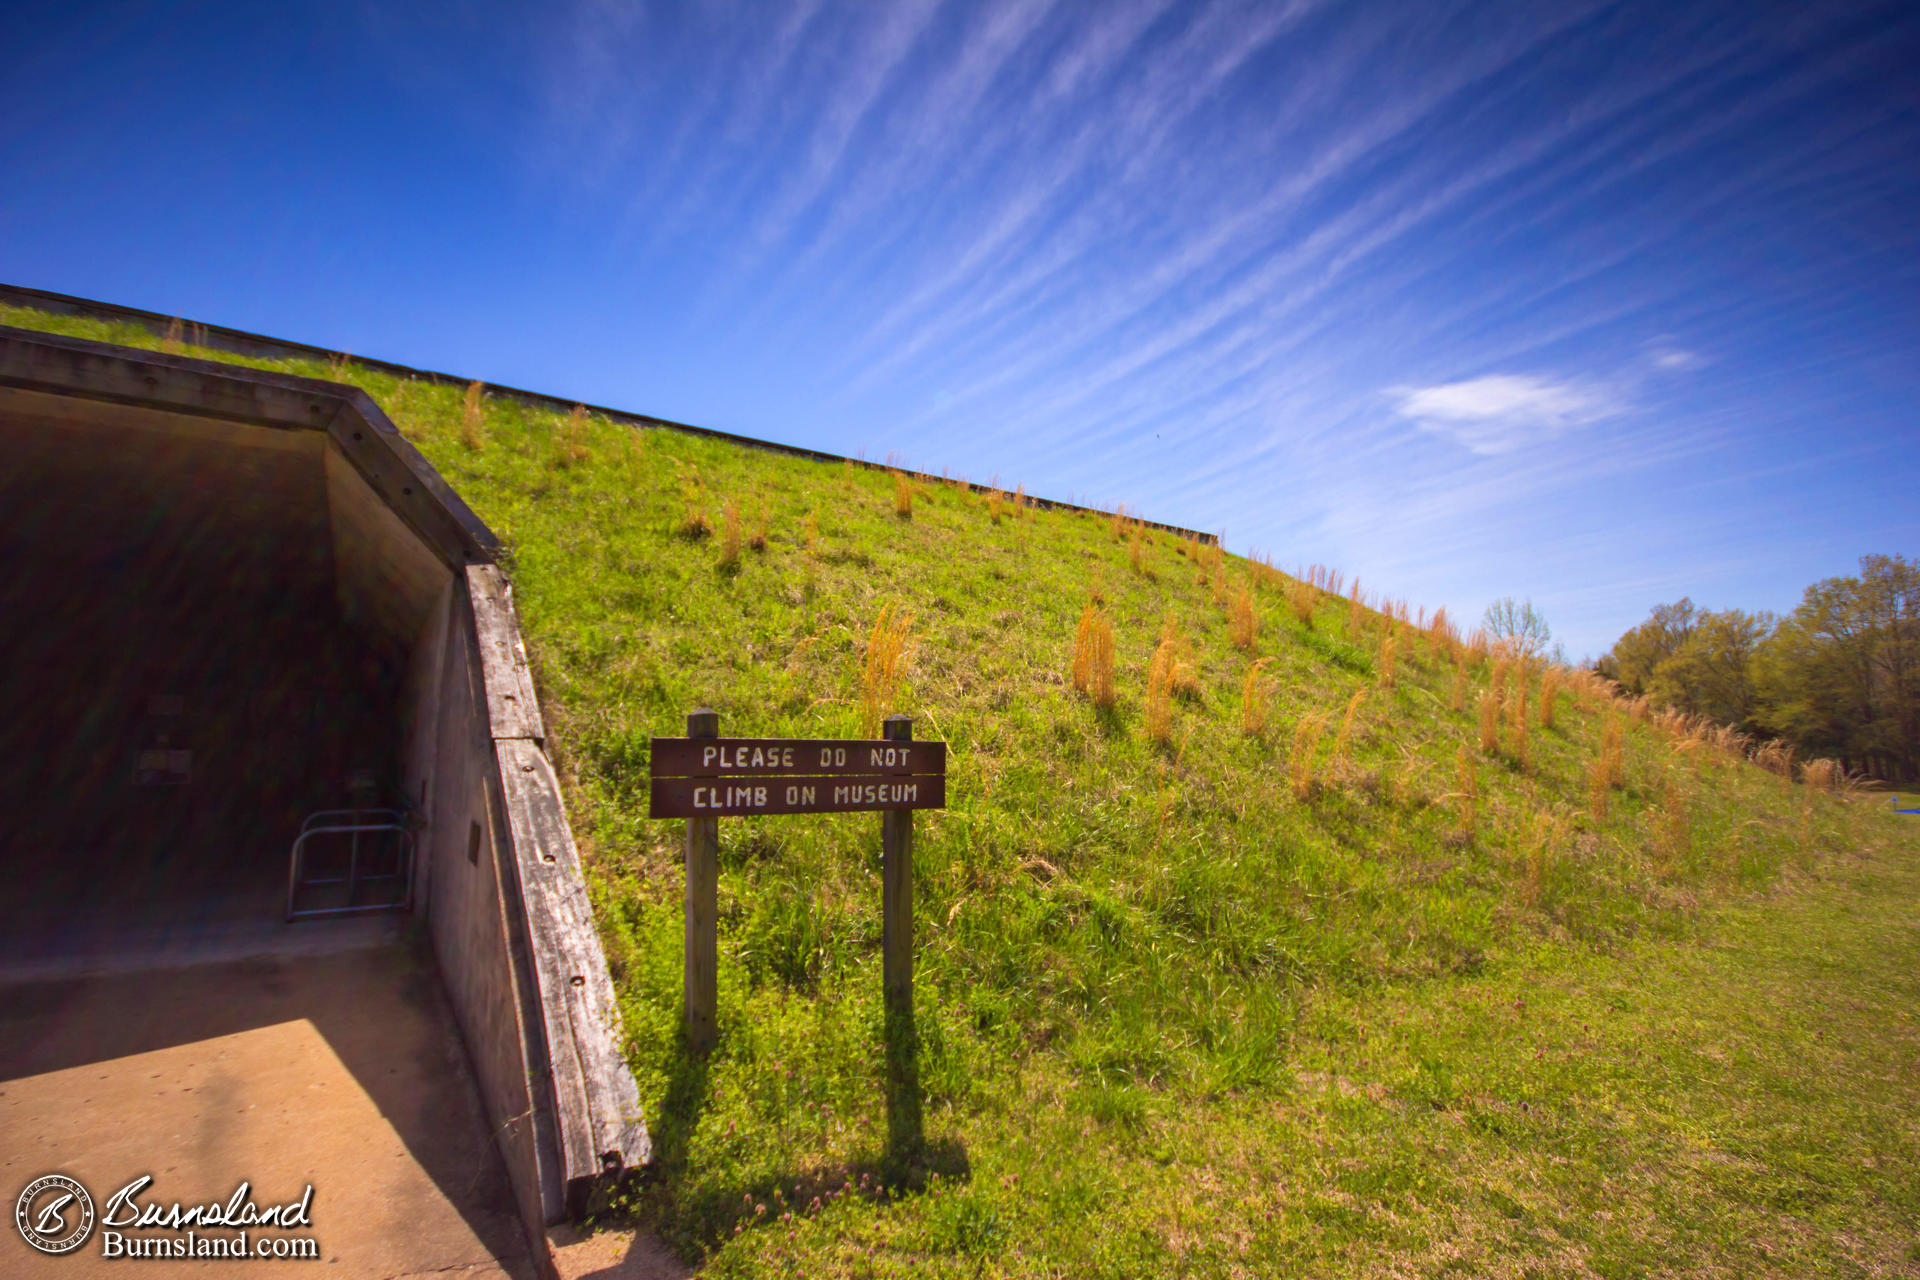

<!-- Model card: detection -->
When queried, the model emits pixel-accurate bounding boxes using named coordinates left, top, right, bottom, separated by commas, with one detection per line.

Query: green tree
left=1752, top=555, right=1920, bottom=779
left=1601, top=598, right=1697, bottom=695
left=1647, top=608, right=1773, bottom=730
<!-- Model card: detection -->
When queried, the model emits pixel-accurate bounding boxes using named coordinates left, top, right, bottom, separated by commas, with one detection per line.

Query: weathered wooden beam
left=494, top=738, right=650, bottom=1210
left=467, top=564, right=547, bottom=744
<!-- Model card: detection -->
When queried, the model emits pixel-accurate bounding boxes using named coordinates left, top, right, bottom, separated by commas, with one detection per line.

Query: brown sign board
left=649, top=773, right=946, bottom=818
left=650, top=737, right=945, bottom=779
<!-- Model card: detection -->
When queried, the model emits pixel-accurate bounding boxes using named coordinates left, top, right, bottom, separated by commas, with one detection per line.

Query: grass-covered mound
left=8, top=307, right=1917, bottom=1277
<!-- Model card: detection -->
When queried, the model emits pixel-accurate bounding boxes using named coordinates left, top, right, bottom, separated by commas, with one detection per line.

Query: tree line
left=1595, top=554, right=1920, bottom=783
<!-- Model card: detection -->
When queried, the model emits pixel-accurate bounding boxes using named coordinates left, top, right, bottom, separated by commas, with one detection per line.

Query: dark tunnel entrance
left=0, top=322, right=649, bottom=1258
left=0, top=388, right=442, bottom=972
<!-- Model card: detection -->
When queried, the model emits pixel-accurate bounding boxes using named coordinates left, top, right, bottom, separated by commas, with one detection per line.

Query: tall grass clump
left=1144, top=637, right=1178, bottom=746
left=1449, top=648, right=1470, bottom=712
left=1508, top=684, right=1531, bottom=769
left=1346, top=581, right=1366, bottom=636
left=892, top=471, right=913, bottom=519
left=1598, top=714, right=1626, bottom=789
left=1333, top=689, right=1366, bottom=766
left=1071, top=604, right=1115, bottom=709
left=1521, top=809, right=1567, bottom=907
left=1537, top=667, right=1562, bottom=730
left=859, top=604, right=914, bottom=735
left=718, top=498, right=742, bottom=569
left=554, top=403, right=592, bottom=468
left=1653, top=777, right=1691, bottom=873
left=460, top=380, right=486, bottom=451
left=1289, top=711, right=1327, bottom=799
left=1285, top=577, right=1316, bottom=627
left=1375, top=629, right=1397, bottom=688
left=1477, top=689, right=1500, bottom=754
left=1239, top=659, right=1273, bottom=736
left=1229, top=580, right=1259, bottom=651
left=1802, top=757, right=1842, bottom=793
left=1452, top=747, right=1478, bottom=843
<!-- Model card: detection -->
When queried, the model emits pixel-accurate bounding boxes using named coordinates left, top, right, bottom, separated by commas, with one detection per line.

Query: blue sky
left=4, top=1, right=1916, bottom=657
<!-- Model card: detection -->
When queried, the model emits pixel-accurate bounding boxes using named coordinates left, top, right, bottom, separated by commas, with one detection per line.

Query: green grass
left=8, top=307, right=1919, bottom=1276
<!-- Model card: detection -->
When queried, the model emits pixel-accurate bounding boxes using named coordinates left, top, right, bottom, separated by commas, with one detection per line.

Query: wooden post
left=881, top=713, right=922, bottom=1157
left=684, top=708, right=719, bottom=1055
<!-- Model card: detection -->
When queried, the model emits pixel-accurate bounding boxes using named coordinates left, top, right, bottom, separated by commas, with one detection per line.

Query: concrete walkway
left=1, top=943, right=535, bottom=1278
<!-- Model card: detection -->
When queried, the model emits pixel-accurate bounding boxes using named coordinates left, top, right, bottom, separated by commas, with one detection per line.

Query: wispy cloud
left=1649, top=346, right=1703, bottom=370
left=1391, top=374, right=1622, bottom=454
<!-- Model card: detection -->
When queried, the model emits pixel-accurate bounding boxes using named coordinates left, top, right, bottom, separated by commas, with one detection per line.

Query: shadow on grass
left=1091, top=701, right=1127, bottom=740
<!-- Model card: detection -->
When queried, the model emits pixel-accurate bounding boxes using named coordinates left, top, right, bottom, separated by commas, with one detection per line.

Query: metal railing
left=286, top=809, right=415, bottom=921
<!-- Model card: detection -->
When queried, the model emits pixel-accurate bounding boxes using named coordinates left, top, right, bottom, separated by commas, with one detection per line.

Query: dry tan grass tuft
left=892, top=471, right=913, bottom=519
left=1448, top=648, right=1470, bottom=712
left=1521, top=809, right=1567, bottom=906
left=1333, top=689, right=1366, bottom=763
left=1801, top=757, right=1842, bottom=792
left=1477, top=689, right=1500, bottom=754
left=1289, top=711, right=1328, bottom=799
left=1144, top=637, right=1178, bottom=745
left=1158, top=613, right=1202, bottom=698
left=1598, top=713, right=1626, bottom=789
left=718, top=498, right=742, bottom=568
left=1753, top=738, right=1795, bottom=777
left=461, top=380, right=487, bottom=451
left=1653, top=776, right=1690, bottom=873
left=1375, top=629, right=1397, bottom=688
left=552, top=404, right=592, bottom=468
left=1508, top=680, right=1530, bottom=769
left=1347, top=581, right=1365, bottom=636
left=1071, top=604, right=1115, bottom=709
left=860, top=604, right=915, bottom=735
left=1537, top=667, right=1562, bottom=730
left=1229, top=579, right=1259, bottom=651
left=1239, top=658, right=1274, bottom=736
left=1452, top=746, right=1478, bottom=842
left=1285, top=577, right=1316, bottom=627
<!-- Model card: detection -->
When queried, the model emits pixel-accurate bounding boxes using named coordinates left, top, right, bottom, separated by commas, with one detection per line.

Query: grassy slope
left=8, top=308, right=1917, bottom=1277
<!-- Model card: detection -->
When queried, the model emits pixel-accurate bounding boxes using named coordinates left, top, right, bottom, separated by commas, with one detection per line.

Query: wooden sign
left=649, top=773, right=944, bottom=818
left=648, top=736, right=946, bottom=818
left=665, top=710, right=935, bottom=1159
left=649, top=736, right=945, bottom=779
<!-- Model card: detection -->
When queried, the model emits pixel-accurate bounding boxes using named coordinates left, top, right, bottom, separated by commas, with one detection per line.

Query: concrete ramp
left=0, top=946, right=533, bottom=1278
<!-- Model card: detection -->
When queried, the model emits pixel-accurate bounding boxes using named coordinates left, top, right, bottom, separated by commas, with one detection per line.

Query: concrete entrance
left=0, top=326, right=648, bottom=1276
left=0, top=946, right=534, bottom=1278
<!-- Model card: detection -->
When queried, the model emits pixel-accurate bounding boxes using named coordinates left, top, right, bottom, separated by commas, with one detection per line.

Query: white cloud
left=1649, top=346, right=1702, bottom=370
left=1391, top=373, right=1621, bottom=455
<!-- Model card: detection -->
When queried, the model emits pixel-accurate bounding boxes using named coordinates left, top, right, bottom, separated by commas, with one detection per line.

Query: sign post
left=683, top=709, right=720, bottom=1055
left=651, top=717, right=947, bottom=1159
left=879, top=714, right=921, bottom=1155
